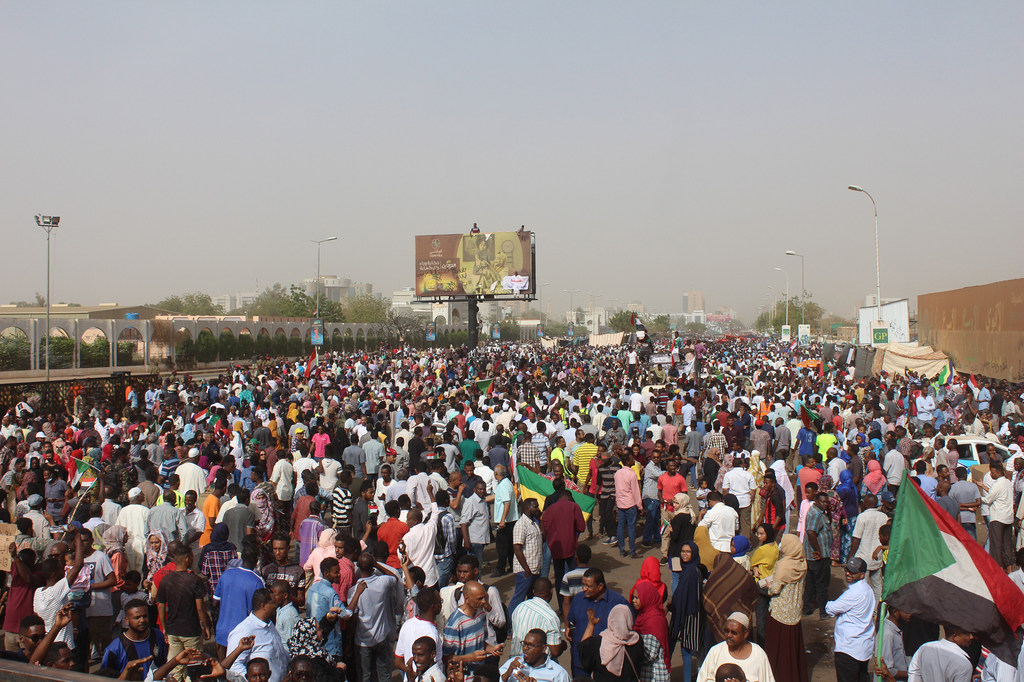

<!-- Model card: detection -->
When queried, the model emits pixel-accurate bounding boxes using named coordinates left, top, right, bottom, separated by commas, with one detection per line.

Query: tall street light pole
left=563, top=289, right=579, bottom=323
left=848, top=185, right=881, bottom=326
left=774, top=267, right=789, bottom=326
left=36, top=215, right=60, bottom=392
left=310, top=237, right=338, bottom=320
left=785, top=250, right=805, bottom=324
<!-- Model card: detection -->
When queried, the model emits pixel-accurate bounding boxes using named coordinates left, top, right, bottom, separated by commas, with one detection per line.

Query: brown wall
left=918, top=278, right=1024, bottom=381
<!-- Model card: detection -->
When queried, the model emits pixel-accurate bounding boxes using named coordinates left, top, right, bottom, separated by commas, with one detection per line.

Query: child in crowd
left=695, top=478, right=711, bottom=512
left=115, top=571, right=149, bottom=626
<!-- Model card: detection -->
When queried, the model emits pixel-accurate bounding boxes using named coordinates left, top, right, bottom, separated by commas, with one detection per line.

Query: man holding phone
left=499, top=628, right=571, bottom=682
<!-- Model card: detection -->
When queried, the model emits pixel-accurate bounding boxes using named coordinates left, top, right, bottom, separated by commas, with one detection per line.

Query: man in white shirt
left=980, top=461, right=1014, bottom=569
left=697, top=491, right=739, bottom=553
left=176, top=449, right=208, bottom=499
left=721, top=458, right=757, bottom=538
left=395, top=588, right=443, bottom=680
left=883, top=448, right=906, bottom=489
left=825, top=558, right=876, bottom=680
left=402, top=497, right=441, bottom=587
left=908, top=626, right=974, bottom=682
left=847, top=494, right=889, bottom=600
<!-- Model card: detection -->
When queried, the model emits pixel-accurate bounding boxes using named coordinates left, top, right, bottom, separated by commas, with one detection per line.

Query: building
left=211, top=293, right=257, bottom=313
left=389, top=288, right=466, bottom=325
left=301, top=276, right=374, bottom=304
left=683, top=290, right=705, bottom=314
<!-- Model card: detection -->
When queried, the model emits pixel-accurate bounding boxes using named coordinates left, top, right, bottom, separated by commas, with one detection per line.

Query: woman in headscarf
left=750, top=523, right=779, bottom=646
left=631, top=556, right=667, bottom=604
left=251, top=487, right=276, bottom=541
left=748, top=451, right=766, bottom=526
left=668, top=541, right=705, bottom=682
left=818, top=475, right=848, bottom=566
left=287, top=617, right=334, bottom=666
left=303, top=528, right=338, bottom=578
left=692, top=525, right=720, bottom=573
left=666, top=493, right=696, bottom=593
left=836, top=469, right=859, bottom=562
left=731, top=535, right=751, bottom=571
left=714, top=448, right=735, bottom=493
left=760, top=534, right=808, bottom=682
left=631, top=581, right=671, bottom=672
left=579, top=603, right=646, bottom=682
left=198, top=523, right=237, bottom=597
left=103, top=524, right=129, bottom=591
left=144, top=529, right=168, bottom=583
left=702, top=551, right=759, bottom=643
left=863, top=458, right=887, bottom=496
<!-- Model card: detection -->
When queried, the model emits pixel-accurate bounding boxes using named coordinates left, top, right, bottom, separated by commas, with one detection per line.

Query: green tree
left=684, top=321, right=708, bottom=335
left=237, top=333, right=255, bottom=359
left=650, top=314, right=671, bottom=332
left=195, top=330, right=219, bottom=363
left=0, top=334, right=31, bottom=370
left=219, top=331, right=237, bottom=360
left=154, top=292, right=225, bottom=316
left=608, top=310, right=635, bottom=332
left=754, top=296, right=825, bottom=335
left=346, top=294, right=388, bottom=324
left=246, top=284, right=345, bottom=321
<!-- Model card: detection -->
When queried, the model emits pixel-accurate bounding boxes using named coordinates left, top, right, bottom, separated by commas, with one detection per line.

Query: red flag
left=304, top=349, right=317, bottom=378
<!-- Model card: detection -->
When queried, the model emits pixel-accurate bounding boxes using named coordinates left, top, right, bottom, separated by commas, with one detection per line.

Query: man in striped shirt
left=572, top=434, right=598, bottom=489
left=331, top=471, right=354, bottom=537
left=506, top=577, right=564, bottom=659
left=442, top=581, right=503, bottom=671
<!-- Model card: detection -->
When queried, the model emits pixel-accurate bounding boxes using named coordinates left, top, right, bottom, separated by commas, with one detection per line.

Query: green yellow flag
left=516, top=465, right=596, bottom=520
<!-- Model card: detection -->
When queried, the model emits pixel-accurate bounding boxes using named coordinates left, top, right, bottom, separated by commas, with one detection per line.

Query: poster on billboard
left=798, top=324, right=811, bottom=346
left=858, top=299, right=910, bottom=346
left=415, top=231, right=533, bottom=298
left=781, top=325, right=791, bottom=343
left=492, top=324, right=501, bottom=339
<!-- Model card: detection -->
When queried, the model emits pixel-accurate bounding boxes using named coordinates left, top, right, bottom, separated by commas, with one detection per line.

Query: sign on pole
left=492, top=324, right=501, bottom=340
left=798, top=324, right=811, bottom=346
left=872, top=327, right=889, bottom=346
left=781, top=325, right=791, bottom=343
left=311, top=319, right=324, bottom=347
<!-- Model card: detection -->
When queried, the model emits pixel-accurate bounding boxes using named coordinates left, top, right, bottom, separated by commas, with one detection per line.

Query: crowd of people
left=0, top=333, right=1023, bottom=682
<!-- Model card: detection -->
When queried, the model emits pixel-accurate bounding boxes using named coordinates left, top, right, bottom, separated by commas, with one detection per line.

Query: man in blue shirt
left=306, top=557, right=346, bottom=657
left=797, top=424, right=817, bottom=459
left=499, top=629, right=571, bottom=682
left=214, top=545, right=266, bottom=649
left=226, top=588, right=290, bottom=682
left=566, top=568, right=628, bottom=677
left=101, top=598, right=167, bottom=679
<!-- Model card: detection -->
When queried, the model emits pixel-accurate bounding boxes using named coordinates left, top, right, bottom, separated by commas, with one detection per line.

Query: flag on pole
left=475, top=379, right=494, bottom=394
left=968, top=373, right=981, bottom=399
left=516, top=465, right=596, bottom=520
left=192, top=408, right=208, bottom=424
left=69, top=457, right=100, bottom=489
left=932, top=361, right=953, bottom=390
left=796, top=400, right=822, bottom=428
left=304, top=348, right=317, bottom=378
left=884, top=472, right=1024, bottom=664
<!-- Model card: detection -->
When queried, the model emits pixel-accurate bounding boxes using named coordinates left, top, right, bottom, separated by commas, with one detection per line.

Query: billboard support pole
left=468, top=297, right=479, bottom=350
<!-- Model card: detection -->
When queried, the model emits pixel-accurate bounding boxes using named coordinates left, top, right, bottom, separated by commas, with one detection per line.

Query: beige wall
left=918, top=278, right=1024, bottom=381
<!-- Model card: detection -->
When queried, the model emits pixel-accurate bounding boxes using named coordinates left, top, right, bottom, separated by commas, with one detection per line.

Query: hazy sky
left=3, top=2, right=1021, bottom=322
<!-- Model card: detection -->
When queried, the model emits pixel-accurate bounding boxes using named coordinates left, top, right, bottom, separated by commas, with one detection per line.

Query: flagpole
left=874, top=602, right=888, bottom=682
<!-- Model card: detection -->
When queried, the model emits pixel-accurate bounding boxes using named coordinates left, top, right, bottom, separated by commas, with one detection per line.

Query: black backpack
left=433, top=509, right=451, bottom=556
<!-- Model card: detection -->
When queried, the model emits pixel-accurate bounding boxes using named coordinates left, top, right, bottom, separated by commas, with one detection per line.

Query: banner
left=415, top=231, right=533, bottom=298
left=798, top=324, right=811, bottom=346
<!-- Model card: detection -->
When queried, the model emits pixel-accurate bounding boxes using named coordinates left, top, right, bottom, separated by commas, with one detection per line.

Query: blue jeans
left=643, top=498, right=661, bottom=544
left=963, top=522, right=977, bottom=540
left=617, top=506, right=637, bottom=554
left=435, top=555, right=453, bottom=588
left=541, top=543, right=551, bottom=579
left=509, top=572, right=535, bottom=622
left=470, top=543, right=485, bottom=565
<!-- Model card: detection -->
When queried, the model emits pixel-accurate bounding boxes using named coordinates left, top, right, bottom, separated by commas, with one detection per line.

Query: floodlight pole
left=848, top=185, right=881, bottom=325
left=36, top=215, right=59, bottom=393
left=310, top=237, right=337, bottom=361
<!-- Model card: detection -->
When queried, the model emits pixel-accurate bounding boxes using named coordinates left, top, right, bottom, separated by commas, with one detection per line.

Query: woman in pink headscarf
left=303, top=528, right=338, bottom=578
left=863, top=459, right=887, bottom=495
left=579, top=603, right=646, bottom=682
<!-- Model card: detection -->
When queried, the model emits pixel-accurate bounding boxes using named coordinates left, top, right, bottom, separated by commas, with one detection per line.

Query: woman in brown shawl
left=702, top=551, right=759, bottom=643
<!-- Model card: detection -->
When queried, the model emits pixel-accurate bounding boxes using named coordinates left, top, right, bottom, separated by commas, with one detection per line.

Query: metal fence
left=0, top=372, right=159, bottom=416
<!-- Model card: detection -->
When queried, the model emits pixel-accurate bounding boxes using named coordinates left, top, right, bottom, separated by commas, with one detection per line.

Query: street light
left=774, top=267, right=789, bottom=326
left=785, top=250, right=805, bottom=324
left=848, top=185, right=881, bottom=327
left=35, top=215, right=60, bottom=389
left=310, top=237, right=338, bottom=319
left=539, top=282, right=551, bottom=320
left=563, top=289, right=580, bottom=323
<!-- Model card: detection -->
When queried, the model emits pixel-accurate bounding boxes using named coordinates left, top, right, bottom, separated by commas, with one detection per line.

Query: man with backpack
left=100, top=599, right=167, bottom=680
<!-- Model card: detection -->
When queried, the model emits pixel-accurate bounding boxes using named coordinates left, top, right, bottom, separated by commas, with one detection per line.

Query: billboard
left=798, top=324, right=811, bottom=346
left=918, top=278, right=1024, bottom=381
left=858, top=299, right=910, bottom=346
left=781, top=325, right=791, bottom=343
left=415, top=231, right=534, bottom=298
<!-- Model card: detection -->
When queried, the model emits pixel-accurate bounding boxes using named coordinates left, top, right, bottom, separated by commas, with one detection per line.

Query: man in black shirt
left=261, top=535, right=304, bottom=592
left=155, top=544, right=211, bottom=679
left=408, top=427, right=427, bottom=469
left=352, top=481, right=376, bottom=540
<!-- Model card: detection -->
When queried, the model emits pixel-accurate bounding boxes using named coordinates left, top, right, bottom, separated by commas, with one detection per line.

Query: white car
left=919, top=435, right=1016, bottom=469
